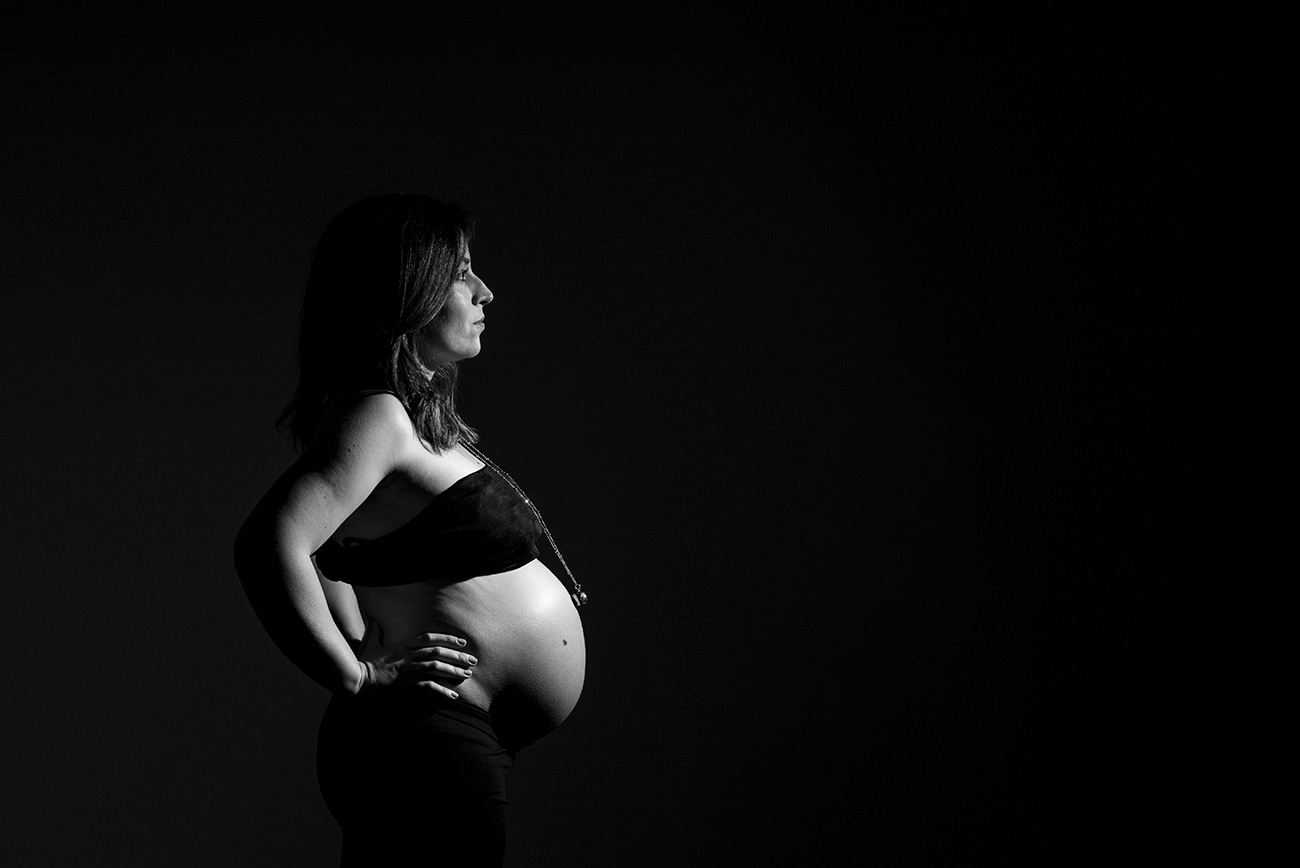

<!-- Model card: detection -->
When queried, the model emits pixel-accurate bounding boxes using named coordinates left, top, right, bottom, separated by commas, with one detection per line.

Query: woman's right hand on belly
left=358, top=632, right=478, bottom=699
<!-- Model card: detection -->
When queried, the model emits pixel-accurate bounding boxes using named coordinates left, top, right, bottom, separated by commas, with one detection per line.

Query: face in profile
left=418, top=250, right=493, bottom=369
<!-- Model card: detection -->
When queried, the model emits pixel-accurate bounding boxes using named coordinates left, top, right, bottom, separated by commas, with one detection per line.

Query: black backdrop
left=3, top=5, right=1238, bottom=865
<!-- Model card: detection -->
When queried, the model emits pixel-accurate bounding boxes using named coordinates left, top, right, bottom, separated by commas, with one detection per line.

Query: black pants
left=317, top=691, right=516, bottom=867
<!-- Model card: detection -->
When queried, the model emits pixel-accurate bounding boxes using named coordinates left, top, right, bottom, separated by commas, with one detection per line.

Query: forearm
left=316, top=563, right=367, bottom=654
left=235, top=529, right=365, bottom=695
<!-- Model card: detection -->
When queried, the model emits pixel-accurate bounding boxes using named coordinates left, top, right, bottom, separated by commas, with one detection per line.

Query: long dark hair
left=278, top=193, right=478, bottom=452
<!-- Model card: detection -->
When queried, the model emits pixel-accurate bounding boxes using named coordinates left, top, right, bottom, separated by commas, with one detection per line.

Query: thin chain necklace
left=463, top=443, right=588, bottom=609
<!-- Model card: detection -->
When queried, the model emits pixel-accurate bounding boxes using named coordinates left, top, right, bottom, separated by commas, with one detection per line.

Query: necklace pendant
left=572, top=590, right=588, bottom=608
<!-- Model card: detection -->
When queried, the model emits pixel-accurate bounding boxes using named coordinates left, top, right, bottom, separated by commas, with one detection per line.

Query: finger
left=409, top=647, right=478, bottom=666
left=411, top=660, right=474, bottom=680
left=407, top=632, right=468, bottom=648
left=415, top=680, right=461, bottom=701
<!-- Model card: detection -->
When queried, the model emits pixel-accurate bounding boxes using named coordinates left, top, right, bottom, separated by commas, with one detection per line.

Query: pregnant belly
left=354, top=560, right=586, bottom=746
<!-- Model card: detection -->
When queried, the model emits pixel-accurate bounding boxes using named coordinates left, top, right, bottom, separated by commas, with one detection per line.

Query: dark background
left=3, top=4, right=1242, bottom=865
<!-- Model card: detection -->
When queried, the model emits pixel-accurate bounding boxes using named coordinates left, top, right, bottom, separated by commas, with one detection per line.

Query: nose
left=475, top=277, right=493, bottom=306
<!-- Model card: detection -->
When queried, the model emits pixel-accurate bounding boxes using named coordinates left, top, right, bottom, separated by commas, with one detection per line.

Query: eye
left=457, top=267, right=470, bottom=282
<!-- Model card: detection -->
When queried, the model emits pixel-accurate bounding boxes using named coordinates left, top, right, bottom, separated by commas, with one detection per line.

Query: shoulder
left=303, top=392, right=418, bottom=470
left=335, top=391, right=412, bottom=434
left=239, top=392, right=419, bottom=550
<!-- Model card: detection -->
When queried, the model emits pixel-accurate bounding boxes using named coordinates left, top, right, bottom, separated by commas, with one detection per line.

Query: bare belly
left=353, top=560, right=586, bottom=745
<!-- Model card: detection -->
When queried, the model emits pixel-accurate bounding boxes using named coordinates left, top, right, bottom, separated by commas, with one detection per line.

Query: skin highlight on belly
left=355, top=560, right=586, bottom=741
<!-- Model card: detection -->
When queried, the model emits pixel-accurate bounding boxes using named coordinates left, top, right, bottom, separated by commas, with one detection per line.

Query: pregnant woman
left=233, top=193, right=587, bottom=867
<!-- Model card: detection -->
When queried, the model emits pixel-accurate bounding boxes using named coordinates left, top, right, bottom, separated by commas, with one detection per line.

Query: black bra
left=313, top=463, right=542, bottom=587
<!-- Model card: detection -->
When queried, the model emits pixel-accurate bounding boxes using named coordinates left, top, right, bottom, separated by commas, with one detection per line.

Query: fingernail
left=467, top=656, right=478, bottom=665
left=456, top=638, right=467, bottom=646
left=463, top=670, right=473, bottom=677
left=449, top=691, right=459, bottom=699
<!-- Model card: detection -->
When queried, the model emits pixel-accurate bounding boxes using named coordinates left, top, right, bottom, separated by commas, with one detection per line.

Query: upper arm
left=237, top=394, right=414, bottom=563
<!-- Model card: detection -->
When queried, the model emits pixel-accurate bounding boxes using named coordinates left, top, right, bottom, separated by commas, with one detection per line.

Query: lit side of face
left=417, top=251, right=493, bottom=371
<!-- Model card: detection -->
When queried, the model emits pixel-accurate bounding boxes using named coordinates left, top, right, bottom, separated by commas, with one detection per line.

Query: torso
left=326, top=395, right=586, bottom=745
left=352, top=564, right=586, bottom=738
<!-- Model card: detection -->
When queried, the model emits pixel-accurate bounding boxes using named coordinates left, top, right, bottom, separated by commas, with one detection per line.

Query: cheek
left=425, top=318, right=457, bottom=348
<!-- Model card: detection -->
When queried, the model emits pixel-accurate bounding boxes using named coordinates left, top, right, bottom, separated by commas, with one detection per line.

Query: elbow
left=233, top=513, right=315, bottom=589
